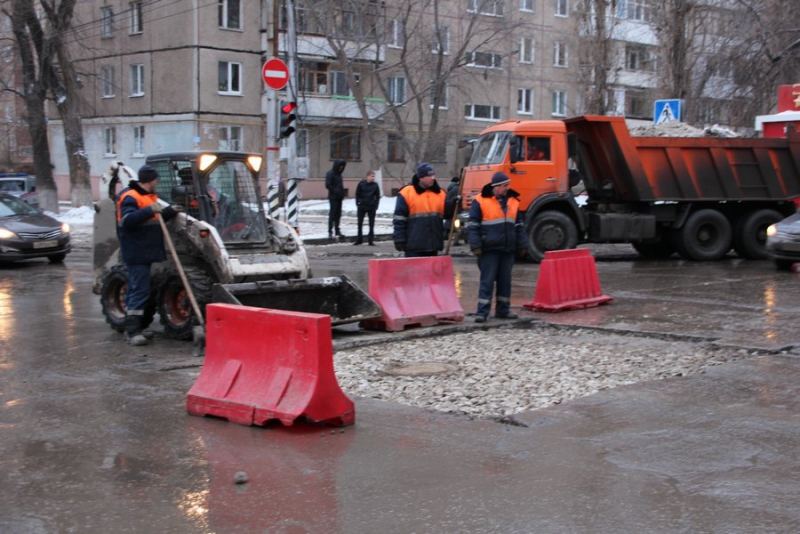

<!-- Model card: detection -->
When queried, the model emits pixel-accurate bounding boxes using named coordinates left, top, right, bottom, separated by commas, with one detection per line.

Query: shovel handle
left=157, top=213, right=205, bottom=327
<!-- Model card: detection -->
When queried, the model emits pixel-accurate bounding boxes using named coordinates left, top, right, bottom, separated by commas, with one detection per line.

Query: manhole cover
left=382, top=362, right=459, bottom=376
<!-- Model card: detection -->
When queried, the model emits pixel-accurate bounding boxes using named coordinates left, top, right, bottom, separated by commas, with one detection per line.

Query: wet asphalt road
left=2, top=238, right=800, bottom=533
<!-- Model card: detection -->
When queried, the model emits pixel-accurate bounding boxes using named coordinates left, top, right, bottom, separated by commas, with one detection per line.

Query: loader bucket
left=211, top=276, right=383, bottom=326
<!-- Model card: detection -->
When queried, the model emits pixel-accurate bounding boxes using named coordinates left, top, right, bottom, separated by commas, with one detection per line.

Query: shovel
left=157, top=211, right=206, bottom=355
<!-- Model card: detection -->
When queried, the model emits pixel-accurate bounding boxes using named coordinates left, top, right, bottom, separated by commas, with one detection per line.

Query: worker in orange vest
left=393, top=163, right=455, bottom=257
left=467, top=172, right=527, bottom=322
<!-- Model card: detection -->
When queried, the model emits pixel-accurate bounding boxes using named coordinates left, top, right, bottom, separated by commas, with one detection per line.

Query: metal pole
left=265, top=0, right=280, bottom=219
left=285, top=0, right=299, bottom=231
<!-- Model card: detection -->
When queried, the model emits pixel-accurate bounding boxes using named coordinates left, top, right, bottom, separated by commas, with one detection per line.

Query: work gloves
left=150, top=202, right=163, bottom=214
left=471, top=248, right=482, bottom=256
left=394, top=242, right=405, bottom=252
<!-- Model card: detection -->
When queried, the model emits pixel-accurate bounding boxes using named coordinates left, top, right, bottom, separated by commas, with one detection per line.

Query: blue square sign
left=654, top=100, right=682, bottom=124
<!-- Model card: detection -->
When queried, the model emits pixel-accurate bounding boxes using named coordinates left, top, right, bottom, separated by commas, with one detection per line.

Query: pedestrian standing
left=467, top=172, right=527, bottom=323
left=325, top=159, right=347, bottom=238
left=116, top=164, right=181, bottom=345
left=354, top=170, right=381, bottom=246
left=393, top=163, right=454, bottom=257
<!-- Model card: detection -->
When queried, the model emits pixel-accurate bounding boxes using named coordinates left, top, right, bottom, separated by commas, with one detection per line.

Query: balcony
left=298, top=94, right=385, bottom=124
left=280, top=34, right=384, bottom=62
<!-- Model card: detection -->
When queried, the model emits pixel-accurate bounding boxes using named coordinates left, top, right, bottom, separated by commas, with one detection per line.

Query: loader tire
left=675, top=209, right=732, bottom=261
left=733, top=209, right=782, bottom=260
left=158, top=268, right=213, bottom=341
left=526, top=211, right=579, bottom=262
left=100, top=264, right=156, bottom=332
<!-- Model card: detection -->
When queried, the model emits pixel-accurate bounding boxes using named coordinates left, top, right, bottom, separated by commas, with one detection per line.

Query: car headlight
left=0, top=228, right=17, bottom=239
left=61, top=222, right=70, bottom=234
left=766, top=224, right=777, bottom=237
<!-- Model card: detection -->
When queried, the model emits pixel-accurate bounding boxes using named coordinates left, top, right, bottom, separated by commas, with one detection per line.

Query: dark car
left=766, top=212, right=800, bottom=270
left=0, top=192, right=71, bottom=264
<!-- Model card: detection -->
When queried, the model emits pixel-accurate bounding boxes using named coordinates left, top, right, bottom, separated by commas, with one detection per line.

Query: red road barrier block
left=523, top=249, right=612, bottom=312
left=361, top=256, right=464, bottom=332
left=187, top=303, right=354, bottom=427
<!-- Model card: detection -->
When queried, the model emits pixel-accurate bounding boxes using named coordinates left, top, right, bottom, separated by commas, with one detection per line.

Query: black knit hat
left=137, top=164, right=159, bottom=183
left=490, top=172, right=510, bottom=187
left=416, top=163, right=435, bottom=178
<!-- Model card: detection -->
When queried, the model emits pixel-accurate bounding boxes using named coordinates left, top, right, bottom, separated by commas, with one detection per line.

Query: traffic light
left=279, top=100, right=297, bottom=139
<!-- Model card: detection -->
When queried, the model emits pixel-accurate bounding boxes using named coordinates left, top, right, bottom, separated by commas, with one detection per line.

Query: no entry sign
left=262, top=58, right=289, bottom=90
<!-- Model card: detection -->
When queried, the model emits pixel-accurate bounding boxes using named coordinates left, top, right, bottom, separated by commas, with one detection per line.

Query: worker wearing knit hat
left=137, top=164, right=159, bottom=183
left=393, top=162, right=457, bottom=256
left=466, top=170, right=527, bottom=323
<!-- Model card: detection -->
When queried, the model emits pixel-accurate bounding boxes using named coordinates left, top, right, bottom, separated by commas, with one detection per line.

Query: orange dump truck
left=457, top=115, right=800, bottom=261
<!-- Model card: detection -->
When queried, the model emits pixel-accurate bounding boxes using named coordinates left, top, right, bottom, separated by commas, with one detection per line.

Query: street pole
left=285, top=0, right=300, bottom=231
left=265, top=0, right=281, bottom=219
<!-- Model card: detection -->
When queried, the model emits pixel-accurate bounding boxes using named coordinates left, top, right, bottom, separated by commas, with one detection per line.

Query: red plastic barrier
left=361, top=256, right=464, bottom=331
left=523, top=249, right=612, bottom=312
left=186, top=303, right=355, bottom=427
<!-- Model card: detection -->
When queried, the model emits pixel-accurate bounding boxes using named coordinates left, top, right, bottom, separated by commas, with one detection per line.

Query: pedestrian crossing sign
left=654, top=99, right=682, bottom=125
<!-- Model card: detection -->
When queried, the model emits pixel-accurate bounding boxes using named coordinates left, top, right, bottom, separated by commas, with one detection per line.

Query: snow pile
left=630, top=121, right=741, bottom=138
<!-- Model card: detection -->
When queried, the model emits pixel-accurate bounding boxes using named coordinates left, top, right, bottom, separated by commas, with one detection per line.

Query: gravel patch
left=334, top=324, right=758, bottom=422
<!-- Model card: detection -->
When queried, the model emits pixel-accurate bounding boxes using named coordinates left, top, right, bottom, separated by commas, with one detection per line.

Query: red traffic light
left=281, top=101, right=297, bottom=114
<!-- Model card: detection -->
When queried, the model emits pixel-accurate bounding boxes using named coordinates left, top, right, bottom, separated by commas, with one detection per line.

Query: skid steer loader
left=92, top=151, right=381, bottom=340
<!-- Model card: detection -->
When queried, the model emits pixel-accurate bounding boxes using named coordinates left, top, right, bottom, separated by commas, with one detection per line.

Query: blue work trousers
left=126, top=263, right=152, bottom=313
left=476, top=251, right=514, bottom=317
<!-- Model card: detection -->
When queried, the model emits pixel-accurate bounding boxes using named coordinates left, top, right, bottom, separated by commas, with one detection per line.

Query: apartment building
left=48, top=0, right=766, bottom=201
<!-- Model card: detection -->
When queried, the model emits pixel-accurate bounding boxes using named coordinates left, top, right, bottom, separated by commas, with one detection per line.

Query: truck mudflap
left=211, top=276, right=383, bottom=326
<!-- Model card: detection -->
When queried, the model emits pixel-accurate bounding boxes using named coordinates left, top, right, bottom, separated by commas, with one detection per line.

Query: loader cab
left=146, top=152, right=268, bottom=246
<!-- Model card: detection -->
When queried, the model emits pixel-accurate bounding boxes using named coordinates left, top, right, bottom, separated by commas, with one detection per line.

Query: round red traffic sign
left=262, top=58, right=289, bottom=90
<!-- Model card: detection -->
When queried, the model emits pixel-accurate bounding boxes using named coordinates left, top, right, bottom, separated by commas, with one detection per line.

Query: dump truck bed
left=566, top=115, right=800, bottom=203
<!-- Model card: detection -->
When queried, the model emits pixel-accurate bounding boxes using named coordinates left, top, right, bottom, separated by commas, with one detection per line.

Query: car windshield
left=0, top=194, right=38, bottom=217
left=470, top=132, right=511, bottom=165
left=0, top=179, right=26, bottom=193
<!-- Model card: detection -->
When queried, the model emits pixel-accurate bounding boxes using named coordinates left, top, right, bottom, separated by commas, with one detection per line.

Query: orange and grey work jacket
left=467, top=185, right=527, bottom=253
left=116, top=182, right=167, bottom=265
left=393, top=179, right=447, bottom=253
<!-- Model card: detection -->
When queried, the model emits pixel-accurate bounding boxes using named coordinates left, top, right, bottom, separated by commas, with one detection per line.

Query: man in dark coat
left=325, top=159, right=347, bottom=238
left=393, top=163, right=455, bottom=257
left=354, top=170, right=381, bottom=245
left=116, top=164, right=180, bottom=345
left=466, top=171, right=527, bottom=323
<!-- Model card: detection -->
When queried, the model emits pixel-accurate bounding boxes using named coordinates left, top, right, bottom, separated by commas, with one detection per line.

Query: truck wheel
left=733, top=209, right=783, bottom=259
left=526, top=211, right=579, bottom=262
left=632, top=239, right=676, bottom=259
left=676, top=209, right=732, bottom=261
left=158, top=268, right=213, bottom=340
left=100, top=264, right=156, bottom=332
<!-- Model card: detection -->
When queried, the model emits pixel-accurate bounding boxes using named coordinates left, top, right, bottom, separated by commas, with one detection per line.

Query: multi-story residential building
left=47, top=0, right=782, bottom=201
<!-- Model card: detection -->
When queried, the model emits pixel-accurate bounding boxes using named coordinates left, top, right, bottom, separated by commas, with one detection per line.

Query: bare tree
left=2, top=0, right=91, bottom=211
left=292, top=0, right=522, bottom=189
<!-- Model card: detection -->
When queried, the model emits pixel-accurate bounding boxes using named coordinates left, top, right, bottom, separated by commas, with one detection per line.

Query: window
left=218, top=0, right=241, bottom=29
left=101, top=66, right=115, bottom=98
left=626, top=93, right=649, bottom=118
left=388, top=19, right=405, bottom=48
left=387, top=133, right=405, bottom=163
left=526, top=137, right=551, bottom=160
left=130, top=64, right=144, bottom=97
left=626, top=45, right=655, bottom=71
left=432, top=25, right=450, bottom=55
left=466, top=51, right=503, bottom=69
left=554, top=41, right=568, bottom=67
left=104, top=127, right=117, bottom=156
left=295, top=129, right=308, bottom=158
left=465, top=104, right=501, bottom=121
left=467, top=0, right=504, bottom=16
left=430, top=83, right=449, bottom=109
left=218, top=61, right=242, bottom=94
left=129, top=2, right=142, bottom=34
left=616, top=0, right=649, bottom=21
left=330, top=131, right=361, bottom=160
left=520, top=37, right=534, bottom=64
left=518, top=88, right=533, bottom=115
left=551, top=90, right=567, bottom=116
left=520, top=0, right=535, bottom=11
left=219, top=126, right=242, bottom=151
left=555, top=0, right=568, bottom=16
left=331, top=71, right=352, bottom=96
left=101, top=7, right=114, bottom=38
left=387, top=77, right=405, bottom=105
left=133, top=126, right=145, bottom=156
